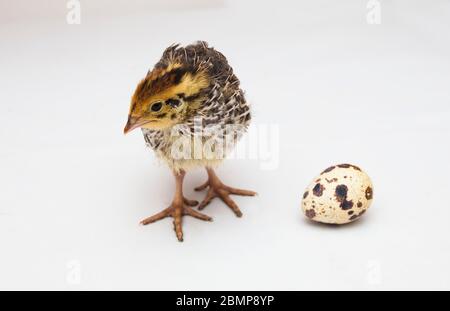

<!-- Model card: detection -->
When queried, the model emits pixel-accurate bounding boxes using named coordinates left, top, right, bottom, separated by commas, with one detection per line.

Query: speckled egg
left=302, top=164, right=373, bottom=224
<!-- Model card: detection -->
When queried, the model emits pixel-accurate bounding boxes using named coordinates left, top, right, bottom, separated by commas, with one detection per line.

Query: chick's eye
left=150, top=102, right=162, bottom=112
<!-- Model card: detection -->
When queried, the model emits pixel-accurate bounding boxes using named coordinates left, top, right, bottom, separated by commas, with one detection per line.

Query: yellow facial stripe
left=144, top=71, right=209, bottom=105
left=145, top=62, right=183, bottom=84
left=128, top=60, right=210, bottom=123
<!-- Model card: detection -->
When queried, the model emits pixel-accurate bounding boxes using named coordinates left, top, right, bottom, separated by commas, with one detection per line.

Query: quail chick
left=124, top=41, right=256, bottom=241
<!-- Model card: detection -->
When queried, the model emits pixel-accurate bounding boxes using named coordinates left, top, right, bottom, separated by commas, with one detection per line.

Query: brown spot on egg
left=313, top=183, right=325, bottom=196
left=350, top=210, right=366, bottom=221
left=357, top=202, right=363, bottom=208
left=352, top=165, right=362, bottom=171
left=303, top=191, right=309, bottom=199
left=341, top=200, right=354, bottom=210
left=305, top=209, right=316, bottom=219
left=326, top=178, right=338, bottom=183
left=335, top=184, right=353, bottom=210
left=365, top=186, right=373, bottom=200
left=348, top=210, right=354, bottom=215
left=335, top=185, right=348, bottom=201
left=321, top=166, right=336, bottom=174
left=337, top=164, right=362, bottom=171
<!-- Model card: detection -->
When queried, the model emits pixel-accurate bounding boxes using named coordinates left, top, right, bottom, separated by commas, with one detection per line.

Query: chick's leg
left=195, top=167, right=256, bottom=217
left=140, top=169, right=212, bottom=242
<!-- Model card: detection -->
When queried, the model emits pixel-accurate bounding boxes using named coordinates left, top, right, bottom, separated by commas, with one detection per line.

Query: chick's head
left=124, top=62, right=209, bottom=133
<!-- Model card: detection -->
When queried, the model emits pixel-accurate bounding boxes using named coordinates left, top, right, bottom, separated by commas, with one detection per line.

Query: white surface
left=1, top=0, right=450, bottom=290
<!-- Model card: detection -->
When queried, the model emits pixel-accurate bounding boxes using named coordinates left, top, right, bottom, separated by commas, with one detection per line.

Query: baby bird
left=124, top=41, right=256, bottom=241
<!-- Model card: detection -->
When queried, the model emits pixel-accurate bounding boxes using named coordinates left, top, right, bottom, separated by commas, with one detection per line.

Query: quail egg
left=302, top=164, right=373, bottom=224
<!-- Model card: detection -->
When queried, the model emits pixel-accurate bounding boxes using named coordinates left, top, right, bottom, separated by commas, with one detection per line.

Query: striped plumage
left=124, top=41, right=255, bottom=242
left=139, top=41, right=251, bottom=170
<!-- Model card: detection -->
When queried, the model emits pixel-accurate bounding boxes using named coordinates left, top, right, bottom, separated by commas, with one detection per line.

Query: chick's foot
left=140, top=199, right=212, bottom=242
left=195, top=168, right=256, bottom=217
left=140, top=169, right=210, bottom=242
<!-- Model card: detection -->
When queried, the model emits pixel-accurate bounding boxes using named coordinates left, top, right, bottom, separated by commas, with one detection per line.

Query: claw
left=140, top=207, right=171, bottom=225
left=141, top=203, right=212, bottom=241
left=198, top=189, right=216, bottom=210
left=183, top=197, right=199, bottom=206
left=195, top=168, right=256, bottom=217
left=183, top=207, right=213, bottom=221
left=194, top=181, right=209, bottom=191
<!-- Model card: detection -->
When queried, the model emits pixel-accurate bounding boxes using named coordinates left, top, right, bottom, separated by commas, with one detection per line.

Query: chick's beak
left=123, top=116, right=142, bottom=134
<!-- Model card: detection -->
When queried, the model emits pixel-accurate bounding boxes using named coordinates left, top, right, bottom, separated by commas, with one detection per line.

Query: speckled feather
left=141, top=41, right=251, bottom=171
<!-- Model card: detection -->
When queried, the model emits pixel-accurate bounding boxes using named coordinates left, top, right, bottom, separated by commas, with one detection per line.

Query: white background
left=1, top=0, right=449, bottom=290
